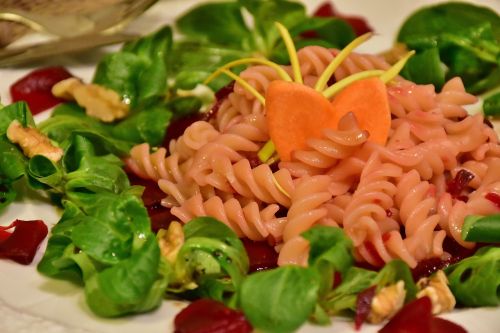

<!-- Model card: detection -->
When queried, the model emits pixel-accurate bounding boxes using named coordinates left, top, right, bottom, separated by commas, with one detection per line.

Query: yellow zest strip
left=322, top=70, right=385, bottom=99
left=203, top=57, right=293, bottom=85
left=272, top=174, right=290, bottom=198
left=258, top=140, right=276, bottom=163
left=314, top=32, right=373, bottom=92
left=275, top=22, right=303, bottom=84
left=220, top=69, right=266, bottom=105
left=379, top=50, right=416, bottom=83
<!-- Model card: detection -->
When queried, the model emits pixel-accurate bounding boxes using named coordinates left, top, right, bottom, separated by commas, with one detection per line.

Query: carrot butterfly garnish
left=205, top=22, right=414, bottom=162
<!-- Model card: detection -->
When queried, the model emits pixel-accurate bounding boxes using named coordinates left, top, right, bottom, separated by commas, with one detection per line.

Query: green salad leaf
left=34, top=130, right=168, bottom=317
left=0, top=136, right=27, bottom=181
left=0, top=102, right=38, bottom=209
left=462, top=214, right=500, bottom=242
left=170, top=217, right=249, bottom=304
left=85, top=236, right=170, bottom=317
left=39, top=103, right=133, bottom=156
left=240, top=266, right=320, bottom=333
left=302, top=226, right=353, bottom=307
left=321, top=260, right=416, bottom=316
left=172, top=0, right=355, bottom=90
left=111, top=103, right=172, bottom=147
left=446, top=246, right=500, bottom=306
left=94, top=26, right=172, bottom=109
left=0, top=101, right=35, bottom=134
left=483, top=92, right=500, bottom=117
left=0, top=181, right=16, bottom=211
left=321, top=266, right=377, bottom=315
left=398, top=2, right=500, bottom=93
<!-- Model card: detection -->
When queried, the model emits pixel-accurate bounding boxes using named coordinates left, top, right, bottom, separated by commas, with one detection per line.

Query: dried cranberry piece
left=485, top=192, right=500, bottom=209
left=412, top=257, right=450, bottom=282
left=446, top=169, right=474, bottom=199
left=174, top=299, right=252, bottom=333
left=242, top=238, right=278, bottom=272
left=0, top=219, right=48, bottom=265
left=10, top=66, right=73, bottom=115
left=354, top=285, right=376, bottom=330
left=412, top=237, right=478, bottom=281
left=333, top=271, right=343, bottom=288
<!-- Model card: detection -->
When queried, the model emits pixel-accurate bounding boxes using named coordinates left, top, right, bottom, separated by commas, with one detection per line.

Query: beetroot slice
left=379, top=297, right=433, bottom=333
left=174, top=299, right=252, bottom=333
left=431, top=317, right=468, bottom=333
left=0, top=219, right=48, bottom=265
left=10, top=66, right=73, bottom=115
left=379, top=297, right=468, bottom=333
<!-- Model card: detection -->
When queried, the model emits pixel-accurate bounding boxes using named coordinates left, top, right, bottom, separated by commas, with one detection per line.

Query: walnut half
left=417, top=270, right=456, bottom=314
left=52, top=78, right=129, bottom=122
left=158, top=221, right=185, bottom=264
left=7, top=120, right=63, bottom=162
left=368, top=280, right=406, bottom=324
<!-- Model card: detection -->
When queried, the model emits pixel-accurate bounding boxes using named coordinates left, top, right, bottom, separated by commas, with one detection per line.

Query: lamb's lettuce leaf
left=240, top=266, right=320, bottom=333
left=172, top=0, right=355, bottom=90
left=93, top=26, right=172, bottom=109
left=446, top=246, right=500, bottom=306
left=302, top=226, right=353, bottom=311
left=321, top=267, right=377, bottom=315
left=111, top=104, right=172, bottom=146
left=0, top=101, right=35, bottom=134
left=39, top=103, right=133, bottom=156
left=84, top=236, right=170, bottom=317
left=169, top=217, right=249, bottom=304
left=398, top=2, right=500, bottom=93
left=0, top=136, right=27, bottom=181
left=483, top=92, right=500, bottom=117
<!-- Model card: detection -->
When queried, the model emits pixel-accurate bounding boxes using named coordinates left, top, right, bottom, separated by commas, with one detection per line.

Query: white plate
left=1, top=1, right=499, bottom=332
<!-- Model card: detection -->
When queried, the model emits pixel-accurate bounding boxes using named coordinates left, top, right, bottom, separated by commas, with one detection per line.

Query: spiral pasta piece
left=331, top=48, right=391, bottom=81
left=171, top=193, right=285, bottom=241
left=126, top=144, right=187, bottom=182
left=343, top=154, right=402, bottom=267
left=278, top=175, right=333, bottom=266
left=281, top=112, right=369, bottom=177
left=395, top=170, right=445, bottom=265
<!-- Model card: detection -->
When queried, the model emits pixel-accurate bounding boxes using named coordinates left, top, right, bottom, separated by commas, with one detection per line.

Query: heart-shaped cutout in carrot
left=330, top=77, right=391, bottom=145
left=265, top=80, right=337, bottom=161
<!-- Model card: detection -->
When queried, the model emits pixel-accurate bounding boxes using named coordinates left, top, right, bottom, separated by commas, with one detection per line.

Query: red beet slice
left=174, top=299, right=252, bottom=333
left=10, top=66, right=74, bottom=115
left=379, top=296, right=468, bottom=333
left=0, top=219, right=48, bottom=265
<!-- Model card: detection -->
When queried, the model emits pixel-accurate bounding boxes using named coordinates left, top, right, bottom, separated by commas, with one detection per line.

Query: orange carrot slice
left=330, top=77, right=390, bottom=145
left=265, top=80, right=337, bottom=161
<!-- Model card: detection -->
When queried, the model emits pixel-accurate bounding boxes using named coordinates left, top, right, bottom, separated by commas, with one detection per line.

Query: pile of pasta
left=127, top=45, right=500, bottom=269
